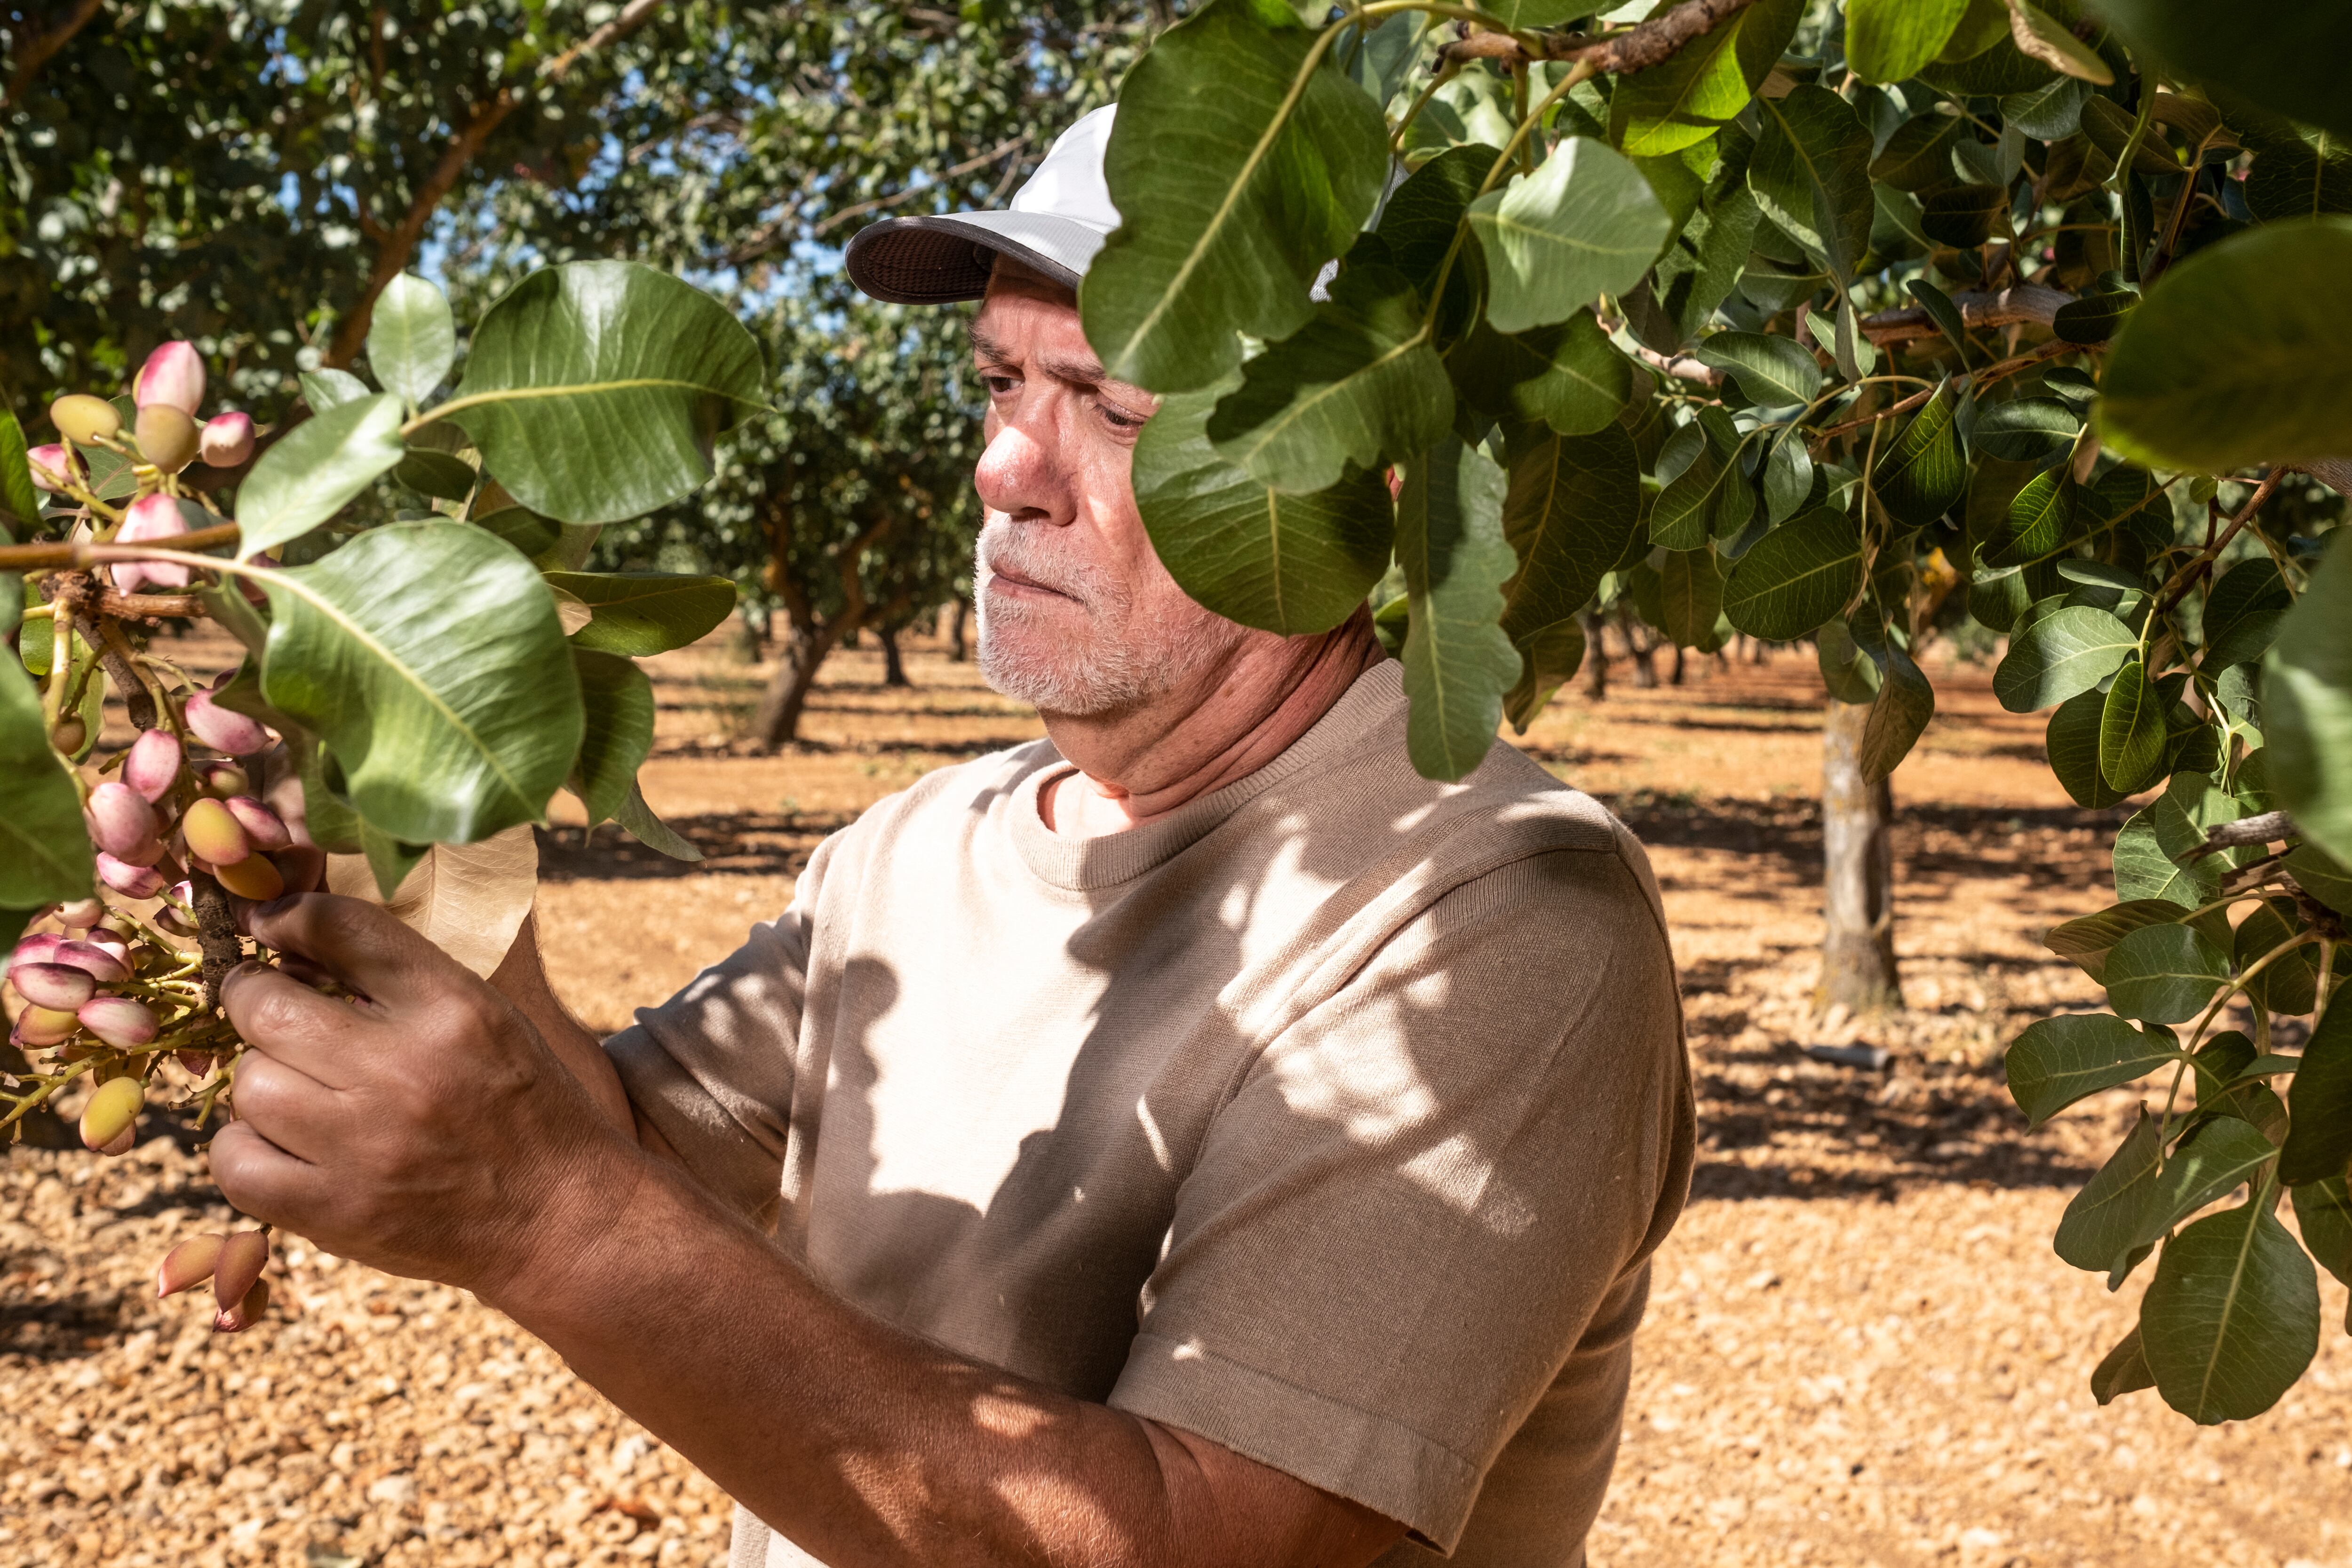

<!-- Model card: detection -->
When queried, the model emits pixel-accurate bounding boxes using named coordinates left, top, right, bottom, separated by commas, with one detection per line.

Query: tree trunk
left=1579, top=607, right=1609, bottom=700
left=1669, top=644, right=1686, bottom=686
left=753, top=617, right=848, bottom=749
left=879, top=624, right=910, bottom=687
left=948, top=597, right=969, bottom=662
left=1620, top=605, right=1658, bottom=688
left=1820, top=698, right=1902, bottom=1013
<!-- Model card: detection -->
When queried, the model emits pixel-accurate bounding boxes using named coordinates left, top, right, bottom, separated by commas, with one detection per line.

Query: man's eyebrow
left=967, top=325, right=1113, bottom=391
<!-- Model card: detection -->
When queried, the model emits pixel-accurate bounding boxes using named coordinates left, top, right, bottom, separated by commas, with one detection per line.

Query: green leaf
left=1722, top=507, right=1862, bottom=639
left=1499, top=422, right=1640, bottom=653
left=1613, top=3, right=1750, bottom=156
left=1502, top=615, right=1586, bottom=733
left=2291, top=1176, right=2352, bottom=1286
left=1871, top=382, right=1967, bottom=528
left=1206, top=264, right=1453, bottom=493
left=1972, top=399, right=2081, bottom=465
left=2114, top=802, right=2219, bottom=907
left=474, top=506, right=562, bottom=562
left=367, top=271, right=458, bottom=408
left=1994, top=604, right=2135, bottom=712
left=1451, top=311, right=1633, bottom=436
left=2280, top=994, right=2352, bottom=1186
left=359, top=821, right=430, bottom=903
left=2052, top=291, right=2136, bottom=344
left=1083, top=0, right=1387, bottom=393
left=542, top=572, right=738, bottom=658
left=2234, top=899, right=2318, bottom=1018
left=1397, top=440, right=1520, bottom=781
left=2135, top=1117, right=2280, bottom=1252
left=393, top=449, right=477, bottom=503
left=2054, top=1107, right=2165, bottom=1274
left=2046, top=688, right=2133, bottom=808
left=2091, top=1324, right=2156, bottom=1405
left=1860, top=641, right=1934, bottom=782
left=1868, top=115, right=1966, bottom=192
left=1650, top=412, right=1754, bottom=549
left=1468, top=138, right=1673, bottom=335
left=257, top=522, right=584, bottom=845
left=1748, top=86, right=1875, bottom=286
left=2244, top=129, right=2352, bottom=223
left=1133, top=378, right=1395, bottom=636
left=2009, top=1012, right=2181, bottom=1127
left=301, top=368, right=373, bottom=412
left=2098, top=217, right=2352, bottom=472
left=1658, top=545, right=1725, bottom=651
left=1919, top=182, right=2010, bottom=247
left=1919, top=33, right=2056, bottom=96
left=2140, top=1194, right=2320, bottom=1424
left=2201, top=558, right=2291, bottom=670
left=570, top=649, right=655, bottom=829
left=1373, top=143, right=1491, bottom=327
left=2099, top=658, right=2169, bottom=792
left=2091, top=0, right=2352, bottom=141
left=2043, top=898, right=2186, bottom=984
left=2286, top=843, right=2352, bottom=917
left=235, top=393, right=407, bottom=558
left=0, top=660, right=93, bottom=906
left=2009, top=0, right=2113, bottom=83
left=443, top=261, right=766, bottom=525
left=2003, top=74, right=2093, bottom=140
left=1761, top=430, right=1813, bottom=523
left=615, top=781, right=702, bottom=862
left=0, top=412, right=39, bottom=539
left=1695, top=331, right=1822, bottom=407
left=1817, top=617, right=1881, bottom=704
left=2265, top=535, right=2352, bottom=866
left=1846, top=0, right=1969, bottom=83
left=1906, top=278, right=1975, bottom=366
left=2105, top=921, right=2230, bottom=1024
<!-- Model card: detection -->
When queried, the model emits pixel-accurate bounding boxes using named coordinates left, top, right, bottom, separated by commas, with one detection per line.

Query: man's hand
left=209, top=893, right=644, bottom=1299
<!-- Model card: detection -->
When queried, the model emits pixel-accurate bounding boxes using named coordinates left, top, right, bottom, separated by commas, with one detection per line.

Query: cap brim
left=844, top=212, right=1111, bottom=305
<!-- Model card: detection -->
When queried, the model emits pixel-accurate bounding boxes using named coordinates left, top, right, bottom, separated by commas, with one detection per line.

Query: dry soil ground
left=4, top=631, right=2348, bottom=1568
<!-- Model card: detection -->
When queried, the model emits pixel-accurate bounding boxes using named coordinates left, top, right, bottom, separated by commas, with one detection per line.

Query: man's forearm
left=483, top=1142, right=1391, bottom=1568
left=489, top=912, right=679, bottom=1158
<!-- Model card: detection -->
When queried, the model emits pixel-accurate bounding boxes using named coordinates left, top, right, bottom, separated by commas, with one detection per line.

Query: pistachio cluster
left=6, top=341, right=318, bottom=1334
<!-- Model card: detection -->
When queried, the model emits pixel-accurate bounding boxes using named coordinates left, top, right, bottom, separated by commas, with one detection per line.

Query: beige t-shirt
left=607, top=662, right=1693, bottom=1568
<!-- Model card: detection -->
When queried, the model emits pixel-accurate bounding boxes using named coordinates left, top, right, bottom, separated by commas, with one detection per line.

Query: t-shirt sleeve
left=603, top=840, right=834, bottom=1226
left=1105, top=846, right=1692, bottom=1553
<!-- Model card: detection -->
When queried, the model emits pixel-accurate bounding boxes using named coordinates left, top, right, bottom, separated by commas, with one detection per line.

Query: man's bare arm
left=487, top=911, right=677, bottom=1160
left=212, top=895, right=1405, bottom=1568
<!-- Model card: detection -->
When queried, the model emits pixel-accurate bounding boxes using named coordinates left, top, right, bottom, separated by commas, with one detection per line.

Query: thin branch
left=2151, top=469, right=2289, bottom=621
left=1632, top=344, right=1720, bottom=387
left=2186, top=810, right=2295, bottom=861
left=0, top=522, right=240, bottom=571
left=1810, top=338, right=2074, bottom=445
left=2, top=0, right=105, bottom=111
left=326, top=0, right=667, bottom=366
left=1858, top=284, right=2073, bottom=347
left=1438, top=0, right=1761, bottom=71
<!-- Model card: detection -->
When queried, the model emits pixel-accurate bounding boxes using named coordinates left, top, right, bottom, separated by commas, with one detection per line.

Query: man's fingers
left=219, top=961, right=370, bottom=1085
left=222, top=1051, right=343, bottom=1164
left=207, top=1120, right=320, bottom=1228
left=241, top=891, right=452, bottom=1007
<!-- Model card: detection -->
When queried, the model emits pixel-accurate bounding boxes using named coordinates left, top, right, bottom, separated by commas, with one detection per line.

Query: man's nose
left=974, top=396, right=1070, bottom=524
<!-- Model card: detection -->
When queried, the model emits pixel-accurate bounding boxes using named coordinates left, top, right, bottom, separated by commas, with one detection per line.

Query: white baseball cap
left=844, top=105, right=1120, bottom=304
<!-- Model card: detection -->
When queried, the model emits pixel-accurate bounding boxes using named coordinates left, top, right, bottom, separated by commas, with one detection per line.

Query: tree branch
left=1857, top=284, right=2072, bottom=347
left=2, top=0, right=105, bottom=111
left=325, top=0, right=668, bottom=366
left=1439, top=0, right=1761, bottom=72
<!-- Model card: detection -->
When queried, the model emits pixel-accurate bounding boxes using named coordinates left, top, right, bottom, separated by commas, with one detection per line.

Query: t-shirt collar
left=1006, top=660, right=1408, bottom=892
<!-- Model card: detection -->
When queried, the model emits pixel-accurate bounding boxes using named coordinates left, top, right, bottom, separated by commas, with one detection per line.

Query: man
left=211, top=107, right=1692, bottom=1568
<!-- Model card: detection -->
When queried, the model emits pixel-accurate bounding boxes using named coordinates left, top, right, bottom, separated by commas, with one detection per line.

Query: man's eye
left=1100, top=405, right=1145, bottom=431
left=983, top=374, right=1019, bottom=396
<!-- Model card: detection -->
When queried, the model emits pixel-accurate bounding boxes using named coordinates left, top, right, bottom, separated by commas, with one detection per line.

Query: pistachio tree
left=1, top=262, right=761, bottom=1326
left=1079, top=0, right=2350, bottom=1420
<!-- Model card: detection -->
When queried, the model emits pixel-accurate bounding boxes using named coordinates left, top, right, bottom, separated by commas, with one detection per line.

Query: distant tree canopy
left=1, top=0, right=1158, bottom=695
